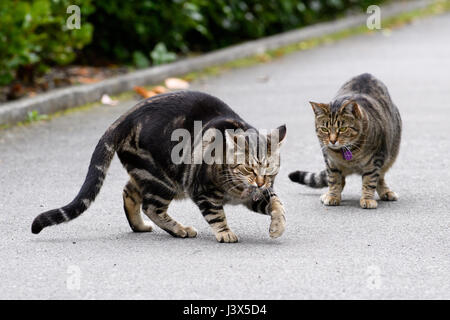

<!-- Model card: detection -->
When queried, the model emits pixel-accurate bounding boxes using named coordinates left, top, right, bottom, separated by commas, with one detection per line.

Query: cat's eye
left=241, top=166, right=256, bottom=175
left=320, top=127, right=329, bottom=133
left=264, top=167, right=279, bottom=175
left=339, top=127, right=348, bottom=132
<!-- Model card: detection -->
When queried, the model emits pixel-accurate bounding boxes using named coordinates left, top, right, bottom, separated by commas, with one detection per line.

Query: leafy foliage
left=85, top=0, right=383, bottom=67
left=0, top=0, right=384, bottom=85
left=0, top=0, right=93, bottom=85
left=150, top=43, right=177, bottom=66
left=26, top=110, right=48, bottom=122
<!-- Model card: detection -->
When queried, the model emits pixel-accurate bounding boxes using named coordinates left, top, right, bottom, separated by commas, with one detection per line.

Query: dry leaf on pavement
left=77, top=77, right=100, bottom=84
left=152, top=86, right=167, bottom=94
left=165, top=78, right=189, bottom=89
left=101, top=94, right=119, bottom=106
left=134, top=86, right=157, bottom=99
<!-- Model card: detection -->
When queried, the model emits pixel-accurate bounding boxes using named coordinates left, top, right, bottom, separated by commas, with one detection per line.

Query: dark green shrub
left=84, top=0, right=384, bottom=67
left=83, top=1, right=207, bottom=65
left=0, top=0, right=94, bottom=85
left=0, top=0, right=385, bottom=85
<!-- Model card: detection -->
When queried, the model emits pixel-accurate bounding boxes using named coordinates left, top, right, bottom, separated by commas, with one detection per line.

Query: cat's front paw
left=269, top=215, right=285, bottom=239
left=172, top=225, right=198, bottom=238
left=183, top=226, right=198, bottom=238
left=320, top=193, right=341, bottom=206
left=360, top=198, right=378, bottom=209
left=380, top=191, right=398, bottom=201
left=215, top=230, right=238, bottom=243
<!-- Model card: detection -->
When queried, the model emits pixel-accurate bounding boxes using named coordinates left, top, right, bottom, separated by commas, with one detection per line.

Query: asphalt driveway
left=0, top=13, right=449, bottom=299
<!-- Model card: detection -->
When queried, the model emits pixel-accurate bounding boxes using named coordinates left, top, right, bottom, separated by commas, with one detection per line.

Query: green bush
left=0, top=1, right=384, bottom=85
left=0, top=0, right=93, bottom=85
left=84, top=0, right=384, bottom=67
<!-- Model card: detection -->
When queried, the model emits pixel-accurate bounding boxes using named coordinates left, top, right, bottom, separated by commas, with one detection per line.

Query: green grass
left=1, top=0, right=449, bottom=131
left=26, top=110, right=49, bottom=122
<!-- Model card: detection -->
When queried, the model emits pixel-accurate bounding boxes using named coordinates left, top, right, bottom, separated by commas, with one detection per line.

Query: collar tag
left=342, top=148, right=352, bottom=161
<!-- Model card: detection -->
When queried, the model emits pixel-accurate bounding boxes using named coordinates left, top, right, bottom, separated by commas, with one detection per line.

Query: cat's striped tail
left=31, top=131, right=117, bottom=234
left=288, top=170, right=328, bottom=188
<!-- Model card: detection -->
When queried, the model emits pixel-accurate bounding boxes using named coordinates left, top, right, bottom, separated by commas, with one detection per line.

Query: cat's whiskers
left=227, top=182, right=247, bottom=195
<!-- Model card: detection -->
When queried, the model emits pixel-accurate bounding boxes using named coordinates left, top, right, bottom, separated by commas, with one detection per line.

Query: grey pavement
left=1, top=13, right=449, bottom=299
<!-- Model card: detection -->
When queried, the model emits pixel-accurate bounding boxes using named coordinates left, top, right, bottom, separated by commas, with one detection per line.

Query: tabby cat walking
left=32, top=91, right=287, bottom=243
left=289, top=73, right=401, bottom=209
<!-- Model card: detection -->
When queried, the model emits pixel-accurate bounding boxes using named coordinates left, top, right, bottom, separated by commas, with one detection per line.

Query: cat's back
left=337, top=73, right=390, bottom=99
left=333, top=73, right=399, bottom=120
left=114, top=90, right=249, bottom=168
left=127, top=90, right=240, bottom=124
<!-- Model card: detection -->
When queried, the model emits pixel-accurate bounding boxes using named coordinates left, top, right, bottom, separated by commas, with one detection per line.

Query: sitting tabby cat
left=289, top=73, right=401, bottom=209
left=32, top=91, right=287, bottom=243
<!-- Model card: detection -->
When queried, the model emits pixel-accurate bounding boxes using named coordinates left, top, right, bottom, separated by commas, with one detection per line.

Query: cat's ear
left=275, top=124, right=287, bottom=147
left=267, top=125, right=287, bottom=154
left=309, top=102, right=329, bottom=117
left=266, top=124, right=287, bottom=148
left=339, top=100, right=362, bottom=119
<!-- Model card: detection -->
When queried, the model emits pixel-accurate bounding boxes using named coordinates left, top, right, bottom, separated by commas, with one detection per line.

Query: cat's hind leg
left=377, top=175, right=398, bottom=201
left=127, top=165, right=197, bottom=238
left=142, top=191, right=197, bottom=238
left=123, top=179, right=153, bottom=232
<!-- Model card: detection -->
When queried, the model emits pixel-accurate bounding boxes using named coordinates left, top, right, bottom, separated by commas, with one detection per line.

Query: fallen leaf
left=134, top=86, right=157, bottom=98
left=165, top=77, right=189, bottom=89
left=152, top=85, right=167, bottom=94
left=77, top=77, right=100, bottom=84
left=101, top=94, right=118, bottom=106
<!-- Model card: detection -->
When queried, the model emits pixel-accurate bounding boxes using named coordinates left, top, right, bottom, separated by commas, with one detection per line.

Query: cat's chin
left=327, top=145, right=341, bottom=151
left=251, top=191, right=263, bottom=202
left=239, top=188, right=252, bottom=198
left=239, top=187, right=263, bottom=201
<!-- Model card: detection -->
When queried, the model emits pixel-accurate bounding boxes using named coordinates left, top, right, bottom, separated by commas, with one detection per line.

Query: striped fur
left=31, top=133, right=117, bottom=234
left=288, top=170, right=328, bottom=188
left=289, top=73, right=401, bottom=209
left=31, top=91, right=287, bottom=242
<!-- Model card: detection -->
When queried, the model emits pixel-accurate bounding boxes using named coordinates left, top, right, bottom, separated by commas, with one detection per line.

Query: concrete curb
left=0, top=0, right=431, bottom=126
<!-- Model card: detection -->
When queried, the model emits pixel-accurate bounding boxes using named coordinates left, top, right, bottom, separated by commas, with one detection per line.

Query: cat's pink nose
left=329, top=133, right=337, bottom=144
left=256, top=176, right=264, bottom=187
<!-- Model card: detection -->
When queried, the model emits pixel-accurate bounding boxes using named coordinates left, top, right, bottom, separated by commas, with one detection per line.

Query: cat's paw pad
left=360, top=198, right=378, bottom=209
left=215, top=230, right=238, bottom=243
left=380, top=191, right=398, bottom=201
left=269, top=215, right=286, bottom=239
left=320, top=193, right=341, bottom=206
